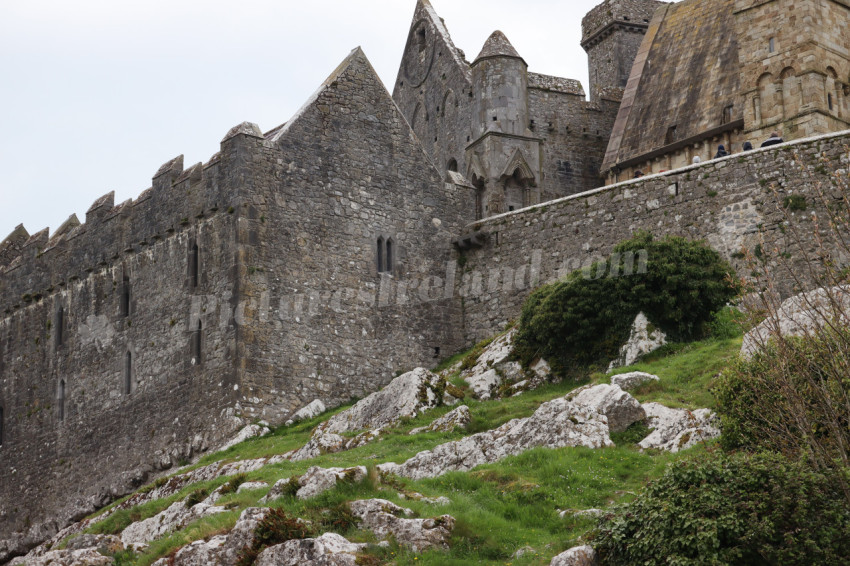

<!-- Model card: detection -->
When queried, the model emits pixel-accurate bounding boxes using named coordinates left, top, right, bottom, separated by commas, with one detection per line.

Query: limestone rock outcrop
left=168, top=507, right=269, bottom=565
left=568, top=384, right=646, bottom=433
left=378, top=396, right=612, bottom=480
left=742, top=286, right=850, bottom=359
left=610, top=371, right=660, bottom=391
left=218, top=423, right=271, bottom=452
left=550, top=545, right=597, bottom=566
left=638, top=402, right=720, bottom=452
left=349, top=499, right=454, bottom=552
left=261, top=466, right=367, bottom=502
left=121, top=500, right=226, bottom=546
left=608, top=312, right=667, bottom=371
left=287, top=368, right=446, bottom=461
left=285, top=399, right=328, bottom=426
left=409, top=405, right=471, bottom=435
left=254, top=533, right=367, bottom=566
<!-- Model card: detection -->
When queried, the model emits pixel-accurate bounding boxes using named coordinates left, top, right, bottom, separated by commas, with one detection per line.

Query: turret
left=581, top=0, right=664, bottom=103
left=471, top=31, right=530, bottom=138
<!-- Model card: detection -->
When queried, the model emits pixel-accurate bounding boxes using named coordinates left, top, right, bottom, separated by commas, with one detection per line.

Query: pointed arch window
left=58, top=380, right=66, bottom=422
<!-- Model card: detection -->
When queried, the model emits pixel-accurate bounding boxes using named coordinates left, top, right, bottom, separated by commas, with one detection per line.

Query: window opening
left=120, top=274, right=130, bottom=317
left=124, top=352, right=132, bottom=394
left=721, top=104, right=734, bottom=125
left=829, top=93, right=834, bottom=111
left=416, top=27, right=426, bottom=53
left=386, top=239, right=393, bottom=273
left=769, top=37, right=775, bottom=53
left=190, top=242, right=199, bottom=289
left=58, top=380, right=66, bottom=422
left=192, top=321, right=202, bottom=365
left=55, top=306, right=64, bottom=347
left=665, top=125, right=677, bottom=145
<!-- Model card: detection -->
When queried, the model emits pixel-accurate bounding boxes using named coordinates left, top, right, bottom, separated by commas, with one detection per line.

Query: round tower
left=581, top=0, right=664, bottom=103
left=471, top=31, right=529, bottom=138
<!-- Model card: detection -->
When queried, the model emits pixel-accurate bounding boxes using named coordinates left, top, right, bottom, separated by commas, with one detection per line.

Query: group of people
left=697, top=132, right=784, bottom=164
left=633, top=132, right=785, bottom=178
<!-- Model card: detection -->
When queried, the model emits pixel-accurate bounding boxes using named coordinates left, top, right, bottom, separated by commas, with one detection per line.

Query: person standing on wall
left=761, top=132, right=784, bottom=147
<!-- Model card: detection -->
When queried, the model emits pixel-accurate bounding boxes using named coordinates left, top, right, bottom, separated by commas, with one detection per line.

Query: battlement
left=0, top=122, right=266, bottom=314
left=581, top=0, right=664, bottom=48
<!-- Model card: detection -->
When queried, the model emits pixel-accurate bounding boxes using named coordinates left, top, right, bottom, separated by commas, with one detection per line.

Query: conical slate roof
left=473, top=30, right=524, bottom=63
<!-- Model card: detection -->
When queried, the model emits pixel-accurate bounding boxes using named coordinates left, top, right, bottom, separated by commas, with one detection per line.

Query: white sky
left=0, top=0, right=604, bottom=239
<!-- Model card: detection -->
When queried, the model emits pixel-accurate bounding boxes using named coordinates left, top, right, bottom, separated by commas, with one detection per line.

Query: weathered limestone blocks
left=610, top=371, right=660, bottom=391
left=285, top=399, right=327, bottom=426
left=348, top=499, right=454, bottom=552
left=409, top=405, right=471, bottom=435
left=378, top=396, right=612, bottom=480
left=742, top=286, right=850, bottom=359
left=638, top=403, right=720, bottom=452
left=608, top=312, right=667, bottom=371
left=550, top=545, right=597, bottom=566
left=255, top=533, right=367, bottom=566
left=121, top=500, right=227, bottom=546
left=568, top=384, right=646, bottom=433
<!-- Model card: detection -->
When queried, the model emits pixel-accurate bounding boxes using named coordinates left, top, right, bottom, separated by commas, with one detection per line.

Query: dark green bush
left=593, top=452, right=850, bottom=566
left=514, top=232, right=738, bottom=371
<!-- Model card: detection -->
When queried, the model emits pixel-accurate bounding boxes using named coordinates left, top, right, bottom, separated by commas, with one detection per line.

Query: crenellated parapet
left=0, top=122, right=266, bottom=314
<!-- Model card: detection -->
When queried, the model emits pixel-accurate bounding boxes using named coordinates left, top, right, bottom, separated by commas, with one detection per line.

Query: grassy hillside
left=67, top=333, right=743, bottom=566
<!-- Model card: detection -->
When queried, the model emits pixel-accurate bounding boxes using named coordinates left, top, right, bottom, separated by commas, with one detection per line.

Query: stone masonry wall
left=0, top=132, right=257, bottom=560
left=457, top=129, right=850, bottom=344
left=233, top=48, right=474, bottom=425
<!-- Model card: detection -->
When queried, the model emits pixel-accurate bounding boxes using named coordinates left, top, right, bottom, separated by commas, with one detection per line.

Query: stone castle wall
left=0, top=149, right=246, bottom=555
left=456, top=130, right=850, bottom=343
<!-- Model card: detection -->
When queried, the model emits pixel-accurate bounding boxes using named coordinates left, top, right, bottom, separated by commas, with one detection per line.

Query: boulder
left=742, top=286, right=850, bottom=359
left=11, top=548, right=113, bottom=566
left=349, top=499, right=454, bottom=552
left=638, top=402, right=720, bottom=452
left=461, top=330, right=518, bottom=399
left=288, top=368, right=444, bottom=461
left=531, top=358, right=552, bottom=380
left=610, top=371, right=660, bottom=391
left=608, top=312, right=666, bottom=371
left=285, top=399, right=327, bottom=426
left=409, top=405, right=471, bottom=435
left=170, top=507, right=269, bottom=566
left=236, top=481, right=269, bottom=494
left=218, top=424, right=271, bottom=452
left=378, top=397, right=612, bottom=480
left=550, top=545, right=597, bottom=566
left=295, top=466, right=368, bottom=500
left=568, top=384, right=645, bottom=433
left=255, top=533, right=367, bottom=566
left=465, top=368, right=502, bottom=400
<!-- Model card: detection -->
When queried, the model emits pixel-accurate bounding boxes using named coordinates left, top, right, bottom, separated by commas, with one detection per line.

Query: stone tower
left=581, top=0, right=665, bottom=103
left=466, top=31, right=542, bottom=217
left=735, top=0, right=850, bottom=142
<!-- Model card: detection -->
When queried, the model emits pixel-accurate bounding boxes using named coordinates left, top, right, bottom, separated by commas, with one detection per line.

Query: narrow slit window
left=58, top=380, right=66, bottom=422
left=192, top=321, right=202, bottom=365
left=417, top=27, right=426, bottom=53
left=769, top=37, right=775, bottom=53
left=665, top=125, right=677, bottom=145
left=190, top=243, right=200, bottom=289
left=120, top=275, right=131, bottom=317
left=828, top=93, right=834, bottom=111
left=124, top=352, right=132, bottom=394
left=377, top=237, right=385, bottom=273
left=55, top=307, right=64, bottom=347
left=386, top=239, right=393, bottom=273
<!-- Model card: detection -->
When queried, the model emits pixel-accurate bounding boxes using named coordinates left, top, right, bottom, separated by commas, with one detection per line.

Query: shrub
left=716, top=331, right=850, bottom=475
left=593, top=452, right=850, bottom=566
left=219, top=473, right=248, bottom=495
left=514, top=232, right=738, bottom=371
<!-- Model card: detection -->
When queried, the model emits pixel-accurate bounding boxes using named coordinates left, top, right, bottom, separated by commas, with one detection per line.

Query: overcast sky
left=0, top=0, right=606, bottom=240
